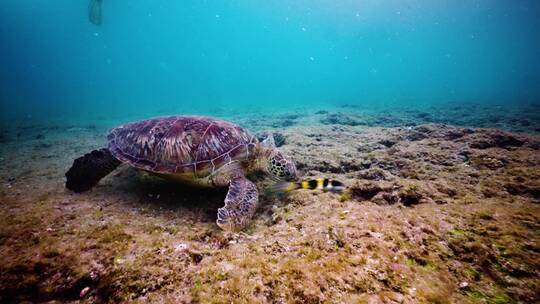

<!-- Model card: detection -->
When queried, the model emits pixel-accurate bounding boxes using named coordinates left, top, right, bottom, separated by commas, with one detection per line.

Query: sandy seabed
left=0, top=105, right=539, bottom=303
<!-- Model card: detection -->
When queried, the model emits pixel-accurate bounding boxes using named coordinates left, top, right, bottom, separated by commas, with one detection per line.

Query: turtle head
left=259, top=134, right=297, bottom=181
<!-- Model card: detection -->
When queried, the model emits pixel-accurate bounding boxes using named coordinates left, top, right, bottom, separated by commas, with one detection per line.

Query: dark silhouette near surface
left=88, top=0, right=103, bottom=26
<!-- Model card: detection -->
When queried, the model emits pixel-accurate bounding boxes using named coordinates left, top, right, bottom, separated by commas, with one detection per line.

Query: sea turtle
left=65, top=115, right=297, bottom=231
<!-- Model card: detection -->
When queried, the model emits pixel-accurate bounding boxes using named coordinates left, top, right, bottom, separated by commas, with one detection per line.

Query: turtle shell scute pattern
left=107, top=116, right=258, bottom=177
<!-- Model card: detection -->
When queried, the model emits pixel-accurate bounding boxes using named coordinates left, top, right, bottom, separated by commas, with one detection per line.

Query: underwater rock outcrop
left=469, top=130, right=526, bottom=149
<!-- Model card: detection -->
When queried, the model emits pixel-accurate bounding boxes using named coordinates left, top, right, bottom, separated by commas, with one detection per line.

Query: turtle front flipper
left=217, top=177, right=259, bottom=231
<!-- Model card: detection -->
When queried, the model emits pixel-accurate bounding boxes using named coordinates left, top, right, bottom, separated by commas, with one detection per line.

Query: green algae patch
left=87, top=223, right=133, bottom=253
left=465, top=289, right=517, bottom=304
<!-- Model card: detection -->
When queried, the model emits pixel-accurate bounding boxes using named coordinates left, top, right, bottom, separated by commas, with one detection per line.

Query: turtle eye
left=282, top=161, right=297, bottom=181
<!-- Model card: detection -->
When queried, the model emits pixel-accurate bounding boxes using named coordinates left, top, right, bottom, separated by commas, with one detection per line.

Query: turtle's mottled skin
left=66, top=115, right=297, bottom=231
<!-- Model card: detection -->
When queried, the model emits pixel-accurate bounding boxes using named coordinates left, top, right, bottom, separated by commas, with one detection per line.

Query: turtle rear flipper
left=217, top=177, right=259, bottom=231
left=65, top=148, right=120, bottom=192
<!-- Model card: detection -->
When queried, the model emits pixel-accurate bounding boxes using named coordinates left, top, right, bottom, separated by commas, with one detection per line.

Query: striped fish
left=266, top=178, right=345, bottom=194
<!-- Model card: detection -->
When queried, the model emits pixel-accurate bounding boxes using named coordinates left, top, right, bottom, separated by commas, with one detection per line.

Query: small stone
left=90, top=271, right=100, bottom=281
left=459, top=281, right=469, bottom=289
left=222, top=262, right=235, bottom=272
left=379, top=139, right=397, bottom=148
left=375, top=271, right=387, bottom=281
left=80, top=286, right=91, bottom=298
left=174, top=243, right=188, bottom=252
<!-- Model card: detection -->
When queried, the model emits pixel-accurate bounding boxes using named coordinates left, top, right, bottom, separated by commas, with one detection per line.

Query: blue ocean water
left=0, top=1, right=539, bottom=125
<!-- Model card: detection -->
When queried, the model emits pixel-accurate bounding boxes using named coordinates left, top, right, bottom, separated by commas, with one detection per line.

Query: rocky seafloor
left=0, top=105, right=539, bottom=303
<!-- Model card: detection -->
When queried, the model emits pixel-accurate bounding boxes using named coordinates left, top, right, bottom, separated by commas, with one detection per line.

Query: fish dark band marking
left=308, top=179, right=318, bottom=189
left=323, top=178, right=329, bottom=187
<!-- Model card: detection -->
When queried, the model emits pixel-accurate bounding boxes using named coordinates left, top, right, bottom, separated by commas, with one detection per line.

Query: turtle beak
left=286, top=175, right=298, bottom=182
left=285, top=163, right=298, bottom=182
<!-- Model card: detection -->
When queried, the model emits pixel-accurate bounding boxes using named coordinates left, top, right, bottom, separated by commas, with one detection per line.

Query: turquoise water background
left=1, top=1, right=539, bottom=124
